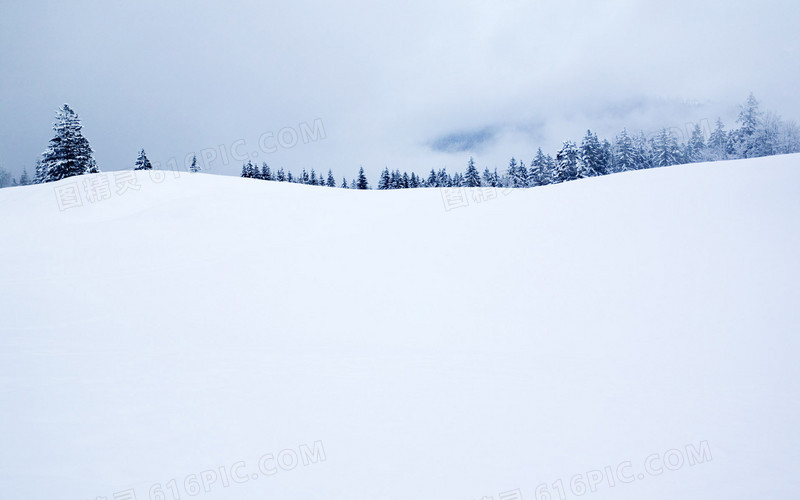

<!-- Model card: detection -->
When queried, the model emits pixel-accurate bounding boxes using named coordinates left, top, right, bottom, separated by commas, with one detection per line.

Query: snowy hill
left=1, top=154, right=799, bottom=499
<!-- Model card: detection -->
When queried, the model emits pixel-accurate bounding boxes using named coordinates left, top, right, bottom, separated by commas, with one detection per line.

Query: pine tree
left=327, top=169, right=336, bottom=187
left=40, top=104, right=97, bottom=182
left=577, top=130, right=604, bottom=178
left=463, top=157, right=481, bottom=187
left=615, top=129, right=636, bottom=172
left=633, top=132, right=653, bottom=169
left=554, top=141, right=578, bottom=183
left=427, top=168, right=437, bottom=187
left=0, top=166, right=10, bottom=188
left=506, top=157, right=518, bottom=187
left=341, top=177, right=348, bottom=189
left=134, top=149, right=153, bottom=170
left=276, top=168, right=286, bottom=181
left=733, top=93, right=763, bottom=158
left=687, top=124, right=706, bottom=162
left=261, top=163, right=272, bottom=180
left=529, top=148, right=550, bottom=186
left=356, top=166, right=369, bottom=189
left=310, top=169, right=318, bottom=185
left=515, top=160, right=528, bottom=187
left=18, top=168, right=30, bottom=186
left=651, top=129, right=683, bottom=167
left=482, top=168, right=494, bottom=187
left=34, top=160, right=45, bottom=184
left=378, top=168, right=391, bottom=190
left=189, top=155, right=200, bottom=173
left=437, top=167, right=451, bottom=187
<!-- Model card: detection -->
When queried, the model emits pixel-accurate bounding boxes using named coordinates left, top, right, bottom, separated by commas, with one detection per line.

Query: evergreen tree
left=427, top=168, right=437, bottom=187
left=578, top=130, right=604, bottom=178
left=356, top=166, right=369, bottom=189
left=276, top=167, right=286, bottom=181
left=615, top=129, right=635, bottom=172
left=17, top=168, right=30, bottom=185
left=378, top=168, right=391, bottom=190
left=506, top=157, right=518, bottom=186
left=687, top=124, right=706, bottom=162
left=34, top=160, right=45, bottom=184
left=40, top=104, right=97, bottom=182
left=463, top=157, right=481, bottom=187
left=515, top=160, right=528, bottom=187
left=310, top=169, right=317, bottom=185
left=733, top=93, right=763, bottom=158
left=651, top=129, right=682, bottom=167
left=707, top=118, right=728, bottom=160
left=287, top=171, right=294, bottom=183
left=554, top=141, right=578, bottom=183
left=134, top=149, right=153, bottom=170
left=633, top=132, right=653, bottom=169
left=189, top=155, right=200, bottom=173
left=327, top=169, right=336, bottom=187
left=0, top=166, right=10, bottom=188
left=341, top=177, right=348, bottom=189
left=436, top=167, right=451, bottom=187
left=261, top=163, right=272, bottom=180
left=530, top=148, right=552, bottom=186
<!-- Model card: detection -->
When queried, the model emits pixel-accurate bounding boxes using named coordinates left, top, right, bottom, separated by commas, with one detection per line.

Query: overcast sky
left=1, top=0, right=798, bottom=180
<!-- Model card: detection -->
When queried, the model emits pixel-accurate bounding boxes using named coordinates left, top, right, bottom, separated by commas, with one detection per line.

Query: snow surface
left=1, top=155, right=799, bottom=499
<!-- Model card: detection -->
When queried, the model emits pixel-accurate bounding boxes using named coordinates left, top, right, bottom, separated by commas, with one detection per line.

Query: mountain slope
left=1, top=155, right=799, bottom=499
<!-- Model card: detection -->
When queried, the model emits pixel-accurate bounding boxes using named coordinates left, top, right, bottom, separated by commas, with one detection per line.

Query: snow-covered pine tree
left=327, top=170, right=336, bottom=187
left=310, top=169, right=318, bottom=185
left=554, top=141, right=578, bottom=183
left=189, top=155, right=200, bottom=173
left=464, top=157, right=481, bottom=187
left=707, top=118, right=728, bottom=161
left=577, top=130, right=604, bottom=178
left=615, top=129, right=635, bottom=172
left=40, top=104, right=97, bottom=182
left=276, top=168, right=286, bottom=181
left=687, top=124, right=706, bottom=162
left=515, top=160, right=528, bottom=187
left=261, top=163, right=272, bottom=180
left=378, top=168, right=390, bottom=190
left=651, top=129, right=682, bottom=167
left=437, top=168, right=451, bottom=187
left=18, top=169, right=30, bottom=185
left=134, top=149, right=153, bottom=170
left=356, top=166, right=369, bottom=189
left=633, top=132, right=653, bottom=169
left=506, top=157, right=518, bottom=187
left=0, top=166, right=10, bottom=188
left=733, top=93, right=763, bottom=158
left=427, top=168, right=437, bottom=187
left=341, top=177, right=348, bottom=189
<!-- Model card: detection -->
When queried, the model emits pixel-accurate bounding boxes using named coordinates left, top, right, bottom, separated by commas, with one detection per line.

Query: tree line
left=1, top=94, right=798, bottom=189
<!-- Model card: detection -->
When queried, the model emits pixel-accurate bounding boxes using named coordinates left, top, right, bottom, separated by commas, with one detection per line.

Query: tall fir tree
left=189, top=155, right=200, bottom=173
left=463, top=157, right=481, bottom=187
left=40, top=104, right=97, bottom=182
left=356, top=166, right=369, bottom=189
left=327, top=169, right=336, bottom=187
left=555, top=141, right=578, bottom=183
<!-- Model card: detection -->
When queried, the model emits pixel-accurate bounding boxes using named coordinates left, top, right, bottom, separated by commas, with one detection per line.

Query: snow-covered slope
left=1, top=155, right=799, bottom=499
